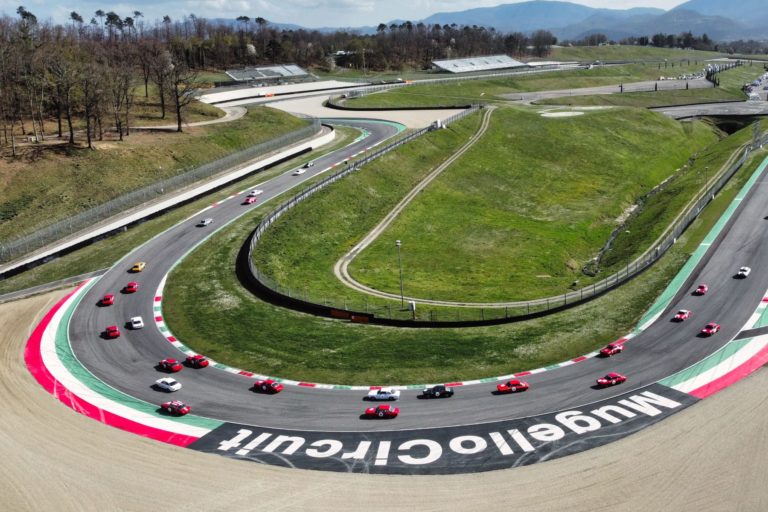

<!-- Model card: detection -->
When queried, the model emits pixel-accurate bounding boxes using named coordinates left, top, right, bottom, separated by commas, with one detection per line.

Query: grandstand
left=432, top=55, right=528, bottom=74
left=225, top=64, right=309, bottom=83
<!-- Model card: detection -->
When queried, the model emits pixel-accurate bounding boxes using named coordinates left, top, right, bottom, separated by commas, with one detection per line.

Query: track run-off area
left=15, top=87, right=768, bottom=475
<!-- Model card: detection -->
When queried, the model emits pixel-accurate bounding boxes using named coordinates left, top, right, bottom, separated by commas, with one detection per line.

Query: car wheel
left=262, top=385, right=267, bottom=391
left=435, top=392, right=440, bottom=397
left=378, top=411, right=384, bottom=417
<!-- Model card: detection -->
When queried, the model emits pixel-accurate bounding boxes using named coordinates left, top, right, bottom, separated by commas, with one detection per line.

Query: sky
left=1, top=0, right=689, bottom=28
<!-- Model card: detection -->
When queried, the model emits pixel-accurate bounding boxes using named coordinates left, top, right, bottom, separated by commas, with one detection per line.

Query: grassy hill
left=0, top=107, right=309, bottom=243
left=344, top=62, right=728, bottom=108
left=350, top=107, right=717, bottom=301
left=253, top=107, right=717, bottom=304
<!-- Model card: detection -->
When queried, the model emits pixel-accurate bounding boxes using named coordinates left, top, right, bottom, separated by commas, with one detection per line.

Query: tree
left=531, top=30, right=555, bottom=57
left=165, top=56, right=198, bottom=132
left=105, top=11, right=123, bottom=40
left=150, top=47, right=173, bottom=118
left=94, top=9, right=105, bottom=37
left=70, top=11, right=83, bottom=32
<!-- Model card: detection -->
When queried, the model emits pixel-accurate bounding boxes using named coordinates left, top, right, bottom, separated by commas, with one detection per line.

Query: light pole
left=395, top=240, right=404, bottom=308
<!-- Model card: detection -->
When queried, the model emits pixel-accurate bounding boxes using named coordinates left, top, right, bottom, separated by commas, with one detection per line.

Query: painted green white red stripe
left=153, top=272, right=638, bottom=390
left=635, top=156, right=768, bottom=333
left=25, top=278, right=221, bottom=445
left=660, top=285, right=768, bottom=397
left=150, top=157, right=768, bottom=392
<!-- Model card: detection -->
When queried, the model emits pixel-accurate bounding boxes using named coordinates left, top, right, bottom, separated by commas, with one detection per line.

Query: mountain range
left=253, top=0, right=767, bottom=41
left=417, top=0, right=766, bottom=41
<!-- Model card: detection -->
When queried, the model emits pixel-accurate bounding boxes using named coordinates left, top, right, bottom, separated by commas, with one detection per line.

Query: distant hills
left=415, top=1, right=764, bottom=41
left=220, top=1, right=767, bottom=41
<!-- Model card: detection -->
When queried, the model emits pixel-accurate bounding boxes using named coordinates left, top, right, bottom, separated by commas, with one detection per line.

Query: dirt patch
left=2, top=290, right=768, bottom=511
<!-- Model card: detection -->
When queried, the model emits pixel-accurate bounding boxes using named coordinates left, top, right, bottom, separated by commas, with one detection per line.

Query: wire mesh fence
left=0, top=120, right=321, bottom=264
left=248, top=123, right=768, bottom=324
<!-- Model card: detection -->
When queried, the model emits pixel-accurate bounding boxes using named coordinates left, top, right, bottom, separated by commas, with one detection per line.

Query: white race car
left=155, top=377, right=182, bottom=392
left=247, top=189, right=264, bottom=197
left=130, top=316, right=144, bottom=329
left=366, top=387, right=401, bottom=401
left=292, top=168, right=307, bottom=176
left=737, top=266, right=752, bottom=278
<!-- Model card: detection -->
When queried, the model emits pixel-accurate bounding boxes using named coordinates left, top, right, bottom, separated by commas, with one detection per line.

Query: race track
left=56, top=106, right=768, bottom=473
left=3, top=291, right=768, bottom=510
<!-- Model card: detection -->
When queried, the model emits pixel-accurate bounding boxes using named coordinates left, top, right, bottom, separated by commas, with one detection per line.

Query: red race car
left=105, top=325, right=120, bottom=338
left=673, top=309, right=692, bottom=322
left=158, top=359, right=183, bottom=373
left=596, top=372, right=627, bottom=387
left=124, top=282, right=139, bottom=293
left=186, top=354, right=210, bottom=368
left=161, top=400, right=191, bottom=416
left=100, top=294, right=115, bottom=306
left=242, top=197, right=257, bottom=205
left=693, top=284, right=708, bottom=295
left=364, top=404, right=399, bottom=419
left=253, top=379, right=283, bottom=393
left=599, top=343, right=624, bottom=357
left=701, top=322, right=721, bottom=336
left=496, top=379, right=530, bottom=393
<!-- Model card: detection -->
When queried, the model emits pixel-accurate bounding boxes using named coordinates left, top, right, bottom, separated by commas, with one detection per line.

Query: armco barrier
left=0, top=120, right=321, bottom=265
left=0, top=269, right=108, bottom=304
left=0, top=122, right=334, bottom=283
left=244, top=118, right=768, bottom=325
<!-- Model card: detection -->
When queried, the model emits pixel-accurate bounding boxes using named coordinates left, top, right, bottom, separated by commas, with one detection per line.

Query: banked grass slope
left=349, top=107, right=716, bottom=301
left=164, top=111, right=766, bottom=384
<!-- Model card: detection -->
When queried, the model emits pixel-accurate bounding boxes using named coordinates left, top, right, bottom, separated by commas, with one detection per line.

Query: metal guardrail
left=0, top=120, right=321, bottom=264
left=246, top=121, right=768, bottom=324
left=0, top=268, right=107, bottom=304
left=246, top=107, right=482, bottom=313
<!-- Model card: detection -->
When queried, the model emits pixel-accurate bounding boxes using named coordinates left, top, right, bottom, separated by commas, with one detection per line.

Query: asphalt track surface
left=5, top=291, right=768, bottom=510
left=65, top=102, right=768, bottom=466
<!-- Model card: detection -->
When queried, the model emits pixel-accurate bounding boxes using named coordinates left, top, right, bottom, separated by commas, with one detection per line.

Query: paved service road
left=503, top=78, right=713, bottom=103
left=66, top=102, right=768, bottom=472
left=652, top=100, right=768, bottom=119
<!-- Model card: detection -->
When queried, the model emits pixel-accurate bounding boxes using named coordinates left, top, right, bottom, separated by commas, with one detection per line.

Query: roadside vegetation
left=0, top=126, right=361, bottom=295
left=0, top=107, right=308, bottom=242
left=163, top=134, right=768, bottom=384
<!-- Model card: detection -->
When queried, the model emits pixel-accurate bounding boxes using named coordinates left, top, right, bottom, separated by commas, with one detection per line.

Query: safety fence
left=0, top=120, right=321, bottom=264
left=245, top=124, right=768, bottom=326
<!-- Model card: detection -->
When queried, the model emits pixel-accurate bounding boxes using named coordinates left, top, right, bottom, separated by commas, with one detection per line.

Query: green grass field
left=0, top=126, right=361, bottom=295
left=252, top=112, right=482, bottom=301
left=162, top=135, right=768, bottom=384
left=0, top=107, right=308, bottom=243
left=343, top=62, right=721, bottom=108
left=255, top=107, right=717, bottom=304
left=536, top=64, right=765, bottom=107
left=550, top=45, right=724, bottom=62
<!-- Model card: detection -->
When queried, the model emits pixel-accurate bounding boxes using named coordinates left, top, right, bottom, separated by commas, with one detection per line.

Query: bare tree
left=166, top=57, right=198, bottom=132
left=150, top=47, right=172, bottom=119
